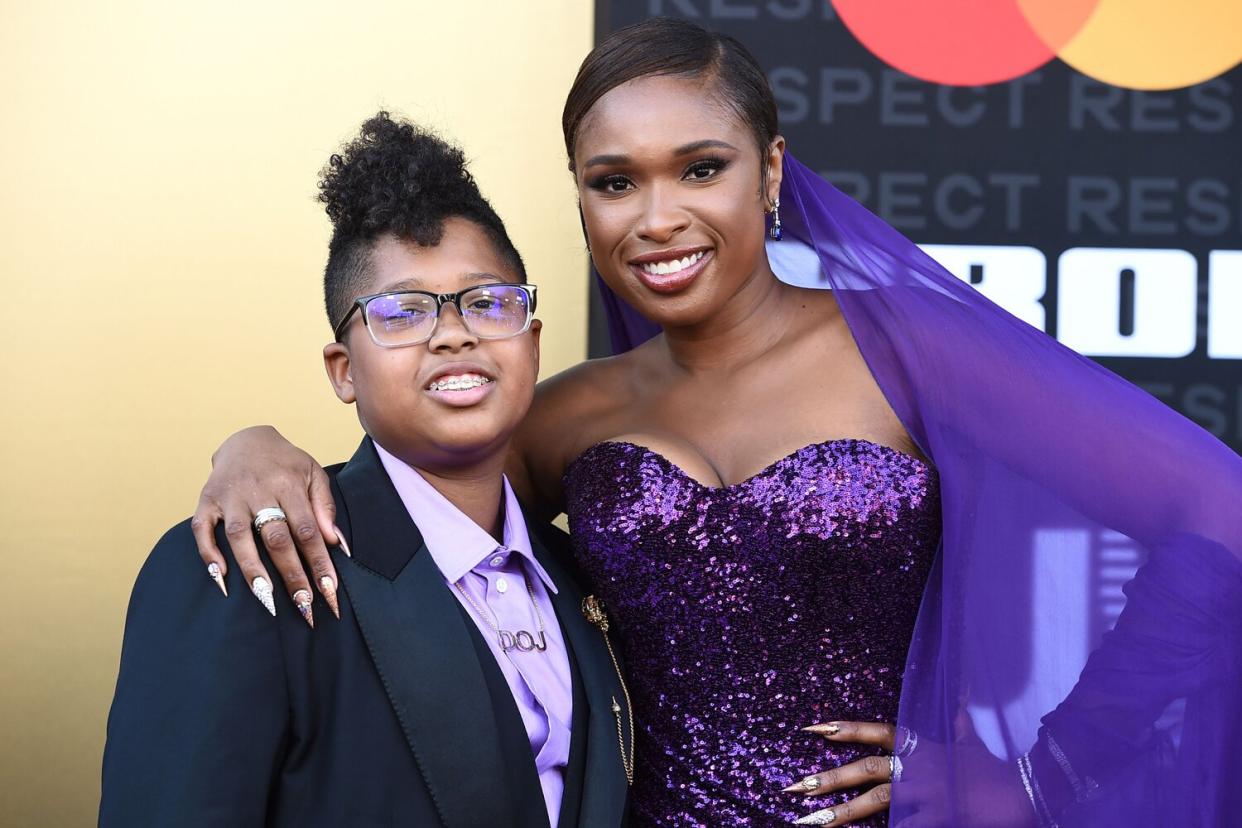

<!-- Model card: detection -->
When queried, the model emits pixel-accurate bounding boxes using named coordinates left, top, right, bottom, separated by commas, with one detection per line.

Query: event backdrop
left=0, top=2, right=591, bottom=824
left=4, top=1, right=1237, bottom=823
left=593, top=1, right=1242, bottom=454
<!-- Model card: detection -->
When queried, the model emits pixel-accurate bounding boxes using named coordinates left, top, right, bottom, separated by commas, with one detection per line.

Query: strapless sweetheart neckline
left=566, top=436, right=931, bottom=491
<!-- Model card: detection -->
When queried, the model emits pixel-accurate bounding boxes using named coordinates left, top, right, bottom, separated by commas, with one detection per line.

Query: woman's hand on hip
left=784, top=720, right=896, bottom=825
left=784, top=719, right=1038, bottom=827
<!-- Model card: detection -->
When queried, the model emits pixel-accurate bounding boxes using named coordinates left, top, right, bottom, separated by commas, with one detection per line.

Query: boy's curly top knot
left=319, top=113, right=473, bottom=250
left=319, top=111, right=525, bottom=327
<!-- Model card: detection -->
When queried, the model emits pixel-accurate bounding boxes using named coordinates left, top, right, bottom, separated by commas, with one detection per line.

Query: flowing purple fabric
left=594, top=154, right=1242, bottom=826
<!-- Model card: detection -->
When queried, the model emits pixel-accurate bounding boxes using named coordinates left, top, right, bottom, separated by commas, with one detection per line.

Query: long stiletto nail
left=793, top=807, right=837, bottom=826
left=334, top=525, right=351, bottom=558
left=319, top=576, right=340, bottom=619
left=801, top=723, right=840, bottom=736
left=207, top=562, right=228, bottom=597
left=782, top=775, right=820, bottom=794
left=251, top=576, right=276, bottom=616
left=292, top=589, right=314, bottom=628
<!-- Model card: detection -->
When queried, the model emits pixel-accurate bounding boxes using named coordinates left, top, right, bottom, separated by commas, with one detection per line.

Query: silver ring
left=890, top=754, right=904, bottom=783
left=253, top=507, right=288, bottom=532
left=895, top=725, right=919, bottom=757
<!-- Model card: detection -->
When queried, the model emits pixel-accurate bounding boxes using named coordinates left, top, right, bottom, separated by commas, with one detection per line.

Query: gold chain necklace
left=582, top=595, right=635, bottom=785
left=454, top=571, right=548, bottom=654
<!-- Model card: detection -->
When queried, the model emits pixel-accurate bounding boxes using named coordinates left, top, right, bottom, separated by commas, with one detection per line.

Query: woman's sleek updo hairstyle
left=561, top=17, right=780, bottom=174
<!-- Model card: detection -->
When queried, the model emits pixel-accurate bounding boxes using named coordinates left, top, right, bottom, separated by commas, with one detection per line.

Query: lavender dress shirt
left=374, top=444, right=574, bottom=828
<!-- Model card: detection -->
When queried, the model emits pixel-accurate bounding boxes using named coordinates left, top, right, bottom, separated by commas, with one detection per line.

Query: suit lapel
left=458, top=603, right=553, bottom=828
left=556, top=624, right=588, bottom=828
left=528, top=521, right=630, bottom=828
left=332, top=438, right=524, bottom=828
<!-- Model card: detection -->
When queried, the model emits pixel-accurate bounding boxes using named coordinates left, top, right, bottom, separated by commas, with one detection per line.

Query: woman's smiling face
left=573, top=74, right=783, bottom=330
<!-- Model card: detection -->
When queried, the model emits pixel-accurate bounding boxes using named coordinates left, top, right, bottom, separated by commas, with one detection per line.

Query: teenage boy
left=101, top=113, right=630, bottom=828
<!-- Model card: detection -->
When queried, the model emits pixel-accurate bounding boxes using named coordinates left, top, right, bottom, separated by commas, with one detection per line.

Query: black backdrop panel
left=589, top=1, right=1242, bottom=453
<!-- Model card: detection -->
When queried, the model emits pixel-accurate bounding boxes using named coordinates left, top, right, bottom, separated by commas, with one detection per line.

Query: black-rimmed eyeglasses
left=333, top=283, right=538, bottom=348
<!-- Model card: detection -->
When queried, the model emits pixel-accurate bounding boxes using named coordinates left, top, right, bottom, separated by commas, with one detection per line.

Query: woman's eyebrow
left=582, top=139, right=739, bottom=170
left=672, top=138, right=737, bottom=156
left=583, top=152, right=628, bottom=169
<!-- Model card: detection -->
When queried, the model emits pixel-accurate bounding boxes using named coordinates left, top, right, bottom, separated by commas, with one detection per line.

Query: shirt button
left=489, top=555, right=504, bottom=567
left=496, top=577, right=509, bottom=594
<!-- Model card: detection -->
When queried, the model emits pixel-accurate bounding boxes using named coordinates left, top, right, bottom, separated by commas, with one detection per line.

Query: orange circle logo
left=834, top=0, right=1242, bottom=90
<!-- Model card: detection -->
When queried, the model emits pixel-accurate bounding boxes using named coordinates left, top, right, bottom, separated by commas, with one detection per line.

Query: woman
left=192, top=18, right=1242, bottom=827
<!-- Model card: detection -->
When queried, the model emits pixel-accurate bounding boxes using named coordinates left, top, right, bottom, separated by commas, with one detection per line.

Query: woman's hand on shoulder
left=192, top=425, right=343, bottom=626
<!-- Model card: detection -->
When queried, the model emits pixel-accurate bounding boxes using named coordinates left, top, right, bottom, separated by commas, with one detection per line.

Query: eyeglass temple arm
left=332, top=302, right=361, bottom=342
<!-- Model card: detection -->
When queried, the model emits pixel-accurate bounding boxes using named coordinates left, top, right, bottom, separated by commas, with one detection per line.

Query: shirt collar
left=373, top=441, right=556, bottom=593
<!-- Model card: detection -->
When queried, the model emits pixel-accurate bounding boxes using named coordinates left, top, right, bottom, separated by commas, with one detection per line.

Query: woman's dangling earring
left=769, top=197, right=782, bottom=241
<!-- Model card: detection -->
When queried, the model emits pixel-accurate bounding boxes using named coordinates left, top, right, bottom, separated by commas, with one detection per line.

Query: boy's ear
left=529, top=318, right=542, bottom=376
left=323, top=342, right=356, bottom=404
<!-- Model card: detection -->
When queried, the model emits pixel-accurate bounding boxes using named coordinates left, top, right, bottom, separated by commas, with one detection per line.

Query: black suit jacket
left=101, top=438, right=630, bottom=827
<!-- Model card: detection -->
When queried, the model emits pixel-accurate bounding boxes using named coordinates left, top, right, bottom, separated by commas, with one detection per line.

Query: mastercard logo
left=834, top=0, right=1242, bottom=90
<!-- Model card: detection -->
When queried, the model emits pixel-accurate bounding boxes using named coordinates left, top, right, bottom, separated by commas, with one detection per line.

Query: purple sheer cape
left=594, top=154, right=1242, bottom=826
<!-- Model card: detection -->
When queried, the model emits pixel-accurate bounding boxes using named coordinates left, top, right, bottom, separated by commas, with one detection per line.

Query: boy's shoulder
left=137, top=517, right=208, bottom=586
left=131, top=514, right=285, bottom=628
left=140, top=514, right=265, bottom=579
left=118, top=516, right=283, bottom=672
left=525, top=515, right=571, bottom=551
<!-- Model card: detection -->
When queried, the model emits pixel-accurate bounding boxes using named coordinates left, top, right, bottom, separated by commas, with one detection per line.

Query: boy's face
left=323, top=218, right=541, bottom=471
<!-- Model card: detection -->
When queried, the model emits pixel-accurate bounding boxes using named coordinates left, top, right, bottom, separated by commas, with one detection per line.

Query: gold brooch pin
left=582, top=594, right=609, bottom=631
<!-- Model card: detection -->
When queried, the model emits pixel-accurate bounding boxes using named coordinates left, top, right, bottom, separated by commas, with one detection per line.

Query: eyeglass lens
left=363, top=285, right=531, bottom=346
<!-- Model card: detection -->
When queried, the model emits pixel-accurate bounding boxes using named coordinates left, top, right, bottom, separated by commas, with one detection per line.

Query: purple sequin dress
left=563, top=439, right=940, bottom=827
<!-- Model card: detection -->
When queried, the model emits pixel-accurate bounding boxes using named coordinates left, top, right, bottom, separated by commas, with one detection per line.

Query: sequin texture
left=564, top=439, right=940, bottom=826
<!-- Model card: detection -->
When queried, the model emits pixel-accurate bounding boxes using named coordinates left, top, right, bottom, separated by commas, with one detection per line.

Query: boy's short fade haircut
left=319, top=111, right=527, bottom=327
